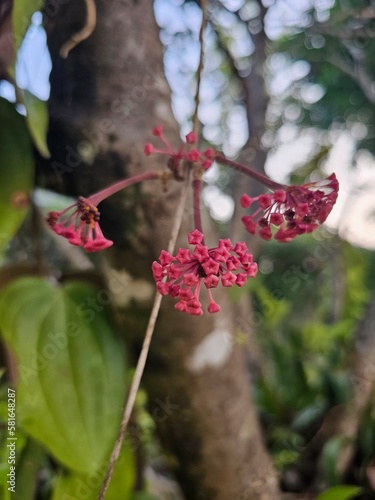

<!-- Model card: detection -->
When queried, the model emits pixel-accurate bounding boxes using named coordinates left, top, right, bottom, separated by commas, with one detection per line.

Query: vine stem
left=193, top=178, right=204, bottom=234
left=89, top=171, right=160, bottom=206
left=191, top=0, right=207, bottom=237
left=97, top=175, right=190, bottom=500
left=192, top=0, right=207, bottom=135
left=215, top=154, right=286, bottom=191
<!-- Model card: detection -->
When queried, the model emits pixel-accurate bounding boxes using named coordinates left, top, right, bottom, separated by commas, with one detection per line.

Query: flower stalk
left=193, top=178, right=204, bottom=236
left=47, top=171, right=160, bottom=252
left=89, top=171, right=160, bottom=206
left=215, top=153, right=286, bottom=191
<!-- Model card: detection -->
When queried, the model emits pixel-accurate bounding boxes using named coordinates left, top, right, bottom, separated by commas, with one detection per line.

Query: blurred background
left=0, top=0, right=375, bottom=499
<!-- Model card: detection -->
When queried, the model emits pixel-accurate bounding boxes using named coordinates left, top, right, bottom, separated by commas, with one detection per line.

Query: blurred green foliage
left=273, top=0, right=375, bottom=151
left=0, top=98, right=34, bottom=255
left=316, top=485, right=363, bottom=500
left=238, top=233, right=375, bottom=490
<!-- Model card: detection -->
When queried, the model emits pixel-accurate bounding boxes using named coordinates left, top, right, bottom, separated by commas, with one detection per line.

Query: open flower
left=47, top=196, right=113, bottom=252
left=152, top=230, right=258, bottom=315
left=144, top=125, right=214, bottom=177
left=240, top=174, right=339, bottom=242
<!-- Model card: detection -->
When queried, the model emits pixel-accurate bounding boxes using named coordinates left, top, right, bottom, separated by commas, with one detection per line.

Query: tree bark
left=45, top=1, right=280, bottom=498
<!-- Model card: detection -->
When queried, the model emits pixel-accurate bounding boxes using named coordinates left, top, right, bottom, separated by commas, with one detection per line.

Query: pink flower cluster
left=241, top=174, right=339, bottom=242
left=47, top=196, right=113, bottom=252
left=144, top=125, right=214, bottom=176
left=152, top=229, right=258, bottom=315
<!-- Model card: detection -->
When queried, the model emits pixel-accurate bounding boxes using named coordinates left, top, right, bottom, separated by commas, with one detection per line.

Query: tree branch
left=326, top=51, right=375, bottom=105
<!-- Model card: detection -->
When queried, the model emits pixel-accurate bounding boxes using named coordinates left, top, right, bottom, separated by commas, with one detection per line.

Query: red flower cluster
left=152, top=230, right=258, bottom=315
left=144, top=125, right=214, bottom=175
left=241, top=174, right=339, bottom=242
left=47, top=196, right=113, bottom=252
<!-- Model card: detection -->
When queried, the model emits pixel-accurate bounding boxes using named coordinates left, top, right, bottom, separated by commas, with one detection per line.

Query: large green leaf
left=316, top=485, right=362, bottom=500
left=12, top=0, right=45, bottom=53
left=23, top=90, right=50, bottom=158
left=0, top=98, right=34, bottom=253
left=0, top=277, right=127, bottom=474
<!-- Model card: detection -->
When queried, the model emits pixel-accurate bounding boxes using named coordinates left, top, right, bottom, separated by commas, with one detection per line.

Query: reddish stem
left=193, top=178, right=204, bottom=235
left=215, top=154, right=286, bottom=191
left=89, top=171, right=160, bottom=206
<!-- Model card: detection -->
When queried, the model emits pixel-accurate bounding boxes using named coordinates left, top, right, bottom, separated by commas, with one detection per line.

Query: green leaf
left=14, top=440, right=46, bottom=500
left=316, top=485, right=362, bottom=500
left=292, top=401, right=327, bottom=432
left=22, top=90, right=50, bottom=158
left=12, top=0, right=45, bottom=53
left=0, top=277, right=127, bottom=474
left=52, top=445, right=135, bottom=500
left=0, top=98, right=34, bottom=253
left=321, top=435, right=352, bottom=486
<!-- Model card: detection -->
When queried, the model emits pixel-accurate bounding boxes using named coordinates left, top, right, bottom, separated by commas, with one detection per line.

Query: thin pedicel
left=47, top=171, right=160, bottom=252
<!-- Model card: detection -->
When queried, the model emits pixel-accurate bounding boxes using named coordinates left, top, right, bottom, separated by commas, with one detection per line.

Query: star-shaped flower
left=152, top=230, right=258, bottom=315
left=241, top=174, right=339, bottom=242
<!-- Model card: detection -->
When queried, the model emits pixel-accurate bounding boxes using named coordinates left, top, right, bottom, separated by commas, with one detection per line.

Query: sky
left=2, top=0, right=375, bottom=250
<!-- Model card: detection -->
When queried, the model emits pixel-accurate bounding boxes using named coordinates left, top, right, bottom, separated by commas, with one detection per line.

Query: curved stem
left=193, top=178, right=204, bottom=234
left=190, top=0, right=207, bottom=238
left=60, top=0, right=97, bottom=58
left=192, top=0, right=207, bottom=135
left=215, top=154, right=286, bottom=191
left=89, top=171, right=160, bottom=206
left=98, top=175, right=190, bottom=500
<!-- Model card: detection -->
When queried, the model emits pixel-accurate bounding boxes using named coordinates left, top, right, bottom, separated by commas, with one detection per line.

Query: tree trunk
left=45, top=1, right=280, bottom=498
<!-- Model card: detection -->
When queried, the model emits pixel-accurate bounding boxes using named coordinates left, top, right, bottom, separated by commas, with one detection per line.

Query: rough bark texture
left=45, top=1, right=280, bottom=498
left=0, top=0, right=13, bottom=79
